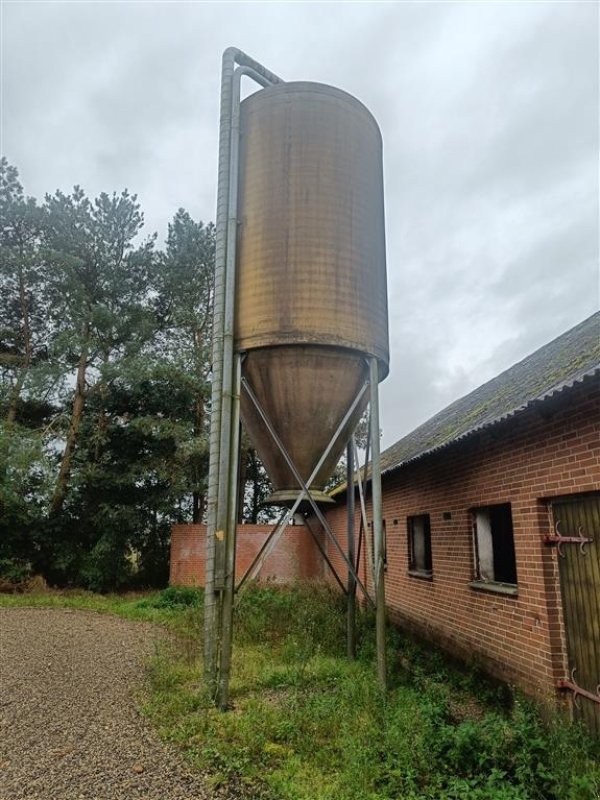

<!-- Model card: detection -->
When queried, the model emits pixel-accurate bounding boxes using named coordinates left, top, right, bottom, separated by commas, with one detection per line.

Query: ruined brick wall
left=169, top=522, right=323, bottom=587
left=321, top=379, right=600, bottom=699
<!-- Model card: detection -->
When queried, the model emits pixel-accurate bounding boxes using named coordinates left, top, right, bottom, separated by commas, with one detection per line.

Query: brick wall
left=170, top=522, right=323, bottom=587
left=320, top=379, right=600, bottom=699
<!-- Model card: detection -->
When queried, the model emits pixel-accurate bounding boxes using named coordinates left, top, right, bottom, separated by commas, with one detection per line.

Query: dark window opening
left=408, top=514, right=432, bottom=576
left=472, top=503, right=517, bottom=586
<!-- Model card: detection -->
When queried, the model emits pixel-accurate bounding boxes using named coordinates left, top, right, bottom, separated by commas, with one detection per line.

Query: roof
left=378, top=312, right=600, bottom=476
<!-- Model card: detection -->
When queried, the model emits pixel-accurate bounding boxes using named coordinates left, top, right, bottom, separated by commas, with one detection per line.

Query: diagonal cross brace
left=236, top=377, right=368, bottom=591
left=241, top=376, right=375, bottom=607
left=236, top=378, right=368, bottom=591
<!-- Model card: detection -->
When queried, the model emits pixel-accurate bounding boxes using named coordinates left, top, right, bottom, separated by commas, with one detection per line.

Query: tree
left=151, top=209, right=215, bottom=522
left=42, top=186, right=155, bottom=516
left=0, top=158, right=49, bottom=424
left=0, top=160, right=55, bottom=579
left=1, top=164, right=218, bottom=590
left=239, top=440, right=273, bottom=523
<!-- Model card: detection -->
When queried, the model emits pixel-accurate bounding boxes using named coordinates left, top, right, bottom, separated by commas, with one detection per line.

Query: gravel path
left=0, top=608, right=216, bottom=800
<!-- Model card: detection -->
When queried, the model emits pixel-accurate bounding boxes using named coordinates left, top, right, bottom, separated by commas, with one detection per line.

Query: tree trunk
left=50, top=326, right=89, bottom=516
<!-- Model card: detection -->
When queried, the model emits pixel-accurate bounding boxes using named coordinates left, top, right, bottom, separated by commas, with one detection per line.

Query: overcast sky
left=2, top=1, right=598, bottom=449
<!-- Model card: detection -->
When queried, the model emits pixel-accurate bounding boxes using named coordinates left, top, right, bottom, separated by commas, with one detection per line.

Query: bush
left=142, top=585, right=203, bottom=609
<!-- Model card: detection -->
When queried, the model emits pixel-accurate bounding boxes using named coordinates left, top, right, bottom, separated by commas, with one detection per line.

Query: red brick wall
left=170, top=522, right=323, bottom=587
left=321, top=379, right=600, bottom=699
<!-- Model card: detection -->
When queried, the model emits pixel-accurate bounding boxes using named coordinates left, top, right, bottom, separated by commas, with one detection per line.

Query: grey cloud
left=2, top=1, right=597, bottom=448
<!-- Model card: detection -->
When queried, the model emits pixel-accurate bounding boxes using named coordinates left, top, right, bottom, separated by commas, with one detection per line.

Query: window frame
left=407, top=513, right=433, bottom=579
left=470, top=503, right=518, bottom=595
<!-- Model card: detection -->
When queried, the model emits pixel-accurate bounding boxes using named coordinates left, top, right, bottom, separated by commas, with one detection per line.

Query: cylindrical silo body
left=236, top=81, right=388, bottom=505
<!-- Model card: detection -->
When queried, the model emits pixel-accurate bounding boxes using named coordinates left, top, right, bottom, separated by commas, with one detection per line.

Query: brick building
left=323, top=312, right=599, bottom=729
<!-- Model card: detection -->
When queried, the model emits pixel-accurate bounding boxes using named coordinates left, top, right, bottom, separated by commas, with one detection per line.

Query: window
left=472, top=504, right=517, bottom=587
left=407, top=514, right=432, bottom=576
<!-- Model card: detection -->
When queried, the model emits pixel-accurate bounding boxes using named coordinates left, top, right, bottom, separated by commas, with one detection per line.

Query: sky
left=2, top=0, right=598, bottom=450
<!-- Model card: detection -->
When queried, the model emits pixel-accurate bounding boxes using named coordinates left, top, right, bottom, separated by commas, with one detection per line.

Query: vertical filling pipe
left=218, top=352, right=242, bottom=709
left=205, top=46, right=282, bottom=702
left=204, top=47, right=236, bottom=690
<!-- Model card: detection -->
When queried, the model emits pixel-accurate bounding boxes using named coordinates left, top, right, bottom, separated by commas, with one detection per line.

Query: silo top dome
left=243, top=81, right=383, bottom=139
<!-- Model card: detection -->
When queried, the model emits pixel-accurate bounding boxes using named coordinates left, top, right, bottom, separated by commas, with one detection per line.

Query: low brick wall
left=170, top=522, right=324, bottom=587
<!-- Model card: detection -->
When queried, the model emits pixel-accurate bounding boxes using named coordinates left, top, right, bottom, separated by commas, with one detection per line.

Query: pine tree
left=42, top=186, right=155, bottom=516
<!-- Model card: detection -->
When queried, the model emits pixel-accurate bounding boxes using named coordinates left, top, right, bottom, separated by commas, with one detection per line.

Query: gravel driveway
left=0, top=608, right=216, bottom=800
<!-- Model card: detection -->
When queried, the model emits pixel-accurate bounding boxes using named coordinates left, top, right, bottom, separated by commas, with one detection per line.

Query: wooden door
left=552, top=494, right=600, bottom=734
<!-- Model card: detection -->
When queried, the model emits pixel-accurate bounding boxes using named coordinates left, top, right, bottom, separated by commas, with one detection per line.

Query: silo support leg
left=346, top=440, right=357, bottom=659
left=369, top=358, right=387, bottom=689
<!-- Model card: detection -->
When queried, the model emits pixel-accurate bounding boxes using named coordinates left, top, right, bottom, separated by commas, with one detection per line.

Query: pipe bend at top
left=223, top=46, right=283, bottom=85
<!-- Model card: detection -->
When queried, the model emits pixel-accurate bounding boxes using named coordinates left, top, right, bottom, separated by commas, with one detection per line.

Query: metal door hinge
left=544, top=521, right=593, bottom=556
left=557, top=669, right=600, bottom=708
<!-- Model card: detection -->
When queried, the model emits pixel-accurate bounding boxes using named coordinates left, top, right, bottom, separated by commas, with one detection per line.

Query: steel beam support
left=369, top=357, right=387, bottom=688
left=346, top=440, right=356, bottom=659
left=353, top=433, right=373, bottom=585
left=235, top=509, right=289, bottom=592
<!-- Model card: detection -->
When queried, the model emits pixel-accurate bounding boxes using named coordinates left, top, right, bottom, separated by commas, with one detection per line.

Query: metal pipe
left=346, top=441, right=356, bottom=659
left=214, top=62, right=244, bottom=589
left=369, top=357, right=387, bottom=688
left=217, top=353, right=242, bottom=709
left=353, top=433, right=373, bottom=585
left=205, top=47, right=281, bottom=699
left=204, top=46, right=236, bottom=689
left=217, top=62, right=281, bottom=572
left=224, top=46, right=283, bottom=86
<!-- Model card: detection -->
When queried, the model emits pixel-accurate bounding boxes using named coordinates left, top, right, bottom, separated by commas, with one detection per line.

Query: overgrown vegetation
left=4, top=584, right=596, bottom=799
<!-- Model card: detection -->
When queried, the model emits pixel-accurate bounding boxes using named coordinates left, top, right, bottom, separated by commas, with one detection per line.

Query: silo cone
left=235, top=82, right=389, bottom=506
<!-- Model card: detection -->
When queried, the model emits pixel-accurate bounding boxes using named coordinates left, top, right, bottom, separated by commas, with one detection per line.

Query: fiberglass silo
left=235, top=82, right=389, bottom=506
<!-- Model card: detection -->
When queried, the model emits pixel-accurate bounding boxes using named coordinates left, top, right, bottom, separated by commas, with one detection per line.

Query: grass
left=2, top=583, right=599, bottom=799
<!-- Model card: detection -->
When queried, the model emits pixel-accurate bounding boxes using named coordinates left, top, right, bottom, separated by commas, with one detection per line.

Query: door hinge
left=544, top=521, right=593, bottom=556
left=557, top=669, right=600, bottom=708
